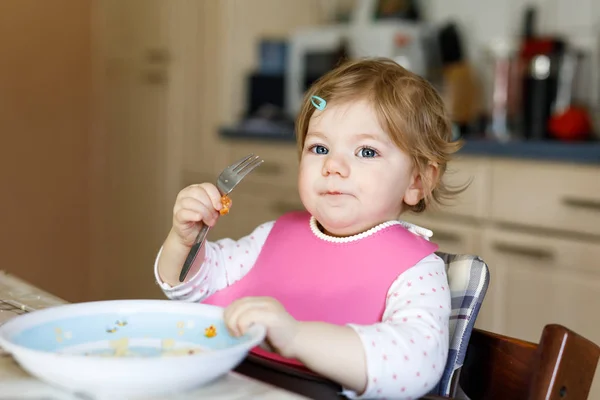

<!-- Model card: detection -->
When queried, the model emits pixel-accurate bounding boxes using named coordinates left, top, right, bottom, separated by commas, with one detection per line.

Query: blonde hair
left=295, top=57, right=465, bottom=213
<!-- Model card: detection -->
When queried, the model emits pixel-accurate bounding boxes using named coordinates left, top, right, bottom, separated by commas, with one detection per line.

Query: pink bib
left=204, top=211, right=437, bottom=363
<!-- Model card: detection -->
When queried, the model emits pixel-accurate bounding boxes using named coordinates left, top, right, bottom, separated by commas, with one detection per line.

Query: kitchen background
left=1, top=0, right=600, bottom=396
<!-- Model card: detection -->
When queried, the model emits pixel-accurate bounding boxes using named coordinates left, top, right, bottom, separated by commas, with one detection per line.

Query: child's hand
left=224, top=297, right=300, bottom=358
left=172, top=183, right=224, bottom=247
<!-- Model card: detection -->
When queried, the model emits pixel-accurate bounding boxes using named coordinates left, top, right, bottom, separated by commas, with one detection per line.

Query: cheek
left=297, top=161, right=312, bottom=193
left=367, top=166, right=411, bottom=199
left=299, top=156, right=321, bottom=175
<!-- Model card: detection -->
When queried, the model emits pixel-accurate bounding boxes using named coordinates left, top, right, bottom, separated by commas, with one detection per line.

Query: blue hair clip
left=310, top=95, right=327, bottom=111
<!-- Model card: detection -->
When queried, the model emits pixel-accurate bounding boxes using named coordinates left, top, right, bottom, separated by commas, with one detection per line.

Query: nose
left=322, top=152, right=350, bottom=178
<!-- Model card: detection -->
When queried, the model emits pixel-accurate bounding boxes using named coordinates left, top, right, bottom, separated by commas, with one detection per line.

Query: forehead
left=307, top=99, right=386, bottom=138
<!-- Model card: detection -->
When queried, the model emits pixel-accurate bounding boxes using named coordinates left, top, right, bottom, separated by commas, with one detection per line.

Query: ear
left=403, top=163, right=439, bottom=206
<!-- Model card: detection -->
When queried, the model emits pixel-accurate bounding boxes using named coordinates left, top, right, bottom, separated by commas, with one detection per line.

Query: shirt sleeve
left=345, top=253, right=451, bottom=400
left=153, top=221, right=274, bottom=302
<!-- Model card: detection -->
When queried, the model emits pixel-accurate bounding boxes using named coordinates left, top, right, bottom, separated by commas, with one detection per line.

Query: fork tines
left=232, top=154, right=263, bottom=175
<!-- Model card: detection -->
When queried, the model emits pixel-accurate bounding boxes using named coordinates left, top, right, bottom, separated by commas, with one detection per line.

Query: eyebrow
left=305, top=131, right=389, bottom=145
left=305, top=132, right=327, bottom=140
left=354, top=133, right=385, bottom=142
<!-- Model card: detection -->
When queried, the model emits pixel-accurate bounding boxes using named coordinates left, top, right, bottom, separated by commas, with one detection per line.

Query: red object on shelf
left=548, top=106, right=592, bottom=141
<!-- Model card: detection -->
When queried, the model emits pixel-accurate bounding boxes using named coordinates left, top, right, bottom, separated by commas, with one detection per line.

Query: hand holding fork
left=177, top=154, right=264, bottom=282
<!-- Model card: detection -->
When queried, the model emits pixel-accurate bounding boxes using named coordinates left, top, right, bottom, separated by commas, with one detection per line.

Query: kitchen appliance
left=286, top=24, right=348, bottom=116
left=518, top=6, right=565, bottom=140
left=285, top=0, right=440, bottom=116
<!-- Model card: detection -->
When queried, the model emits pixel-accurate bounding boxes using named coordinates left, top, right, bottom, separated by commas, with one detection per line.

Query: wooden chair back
left=459, top=324, right=600, bottom=400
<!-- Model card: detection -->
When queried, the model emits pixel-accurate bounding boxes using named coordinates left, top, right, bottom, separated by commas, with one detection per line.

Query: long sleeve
left=345, top=254, right=451, bottom=399
left=153, top=221, right=274, bottom=302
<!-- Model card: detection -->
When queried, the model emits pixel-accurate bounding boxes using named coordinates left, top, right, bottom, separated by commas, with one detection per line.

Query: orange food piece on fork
left=219, top=195, right=232, bottom=215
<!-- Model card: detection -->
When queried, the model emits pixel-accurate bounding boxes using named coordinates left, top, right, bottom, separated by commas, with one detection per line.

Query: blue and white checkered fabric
left=429, top=253, right=490, bottom=397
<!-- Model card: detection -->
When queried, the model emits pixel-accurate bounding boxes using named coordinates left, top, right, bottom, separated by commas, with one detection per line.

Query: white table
left=0, top=271, right=308, bottom=399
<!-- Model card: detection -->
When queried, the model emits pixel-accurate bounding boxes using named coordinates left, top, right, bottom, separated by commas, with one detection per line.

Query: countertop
left=220, top=127, right=600, bottom=165
left=0, top=271, right=307, bottom=400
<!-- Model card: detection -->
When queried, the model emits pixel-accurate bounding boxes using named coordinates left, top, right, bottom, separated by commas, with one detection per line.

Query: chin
left=315, top=214, right=363, bottom=237
left=318, top=209, right=397, bottom=237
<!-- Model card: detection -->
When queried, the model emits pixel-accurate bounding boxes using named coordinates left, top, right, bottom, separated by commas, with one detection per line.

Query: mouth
left=322, top=191, right=346, bottom=196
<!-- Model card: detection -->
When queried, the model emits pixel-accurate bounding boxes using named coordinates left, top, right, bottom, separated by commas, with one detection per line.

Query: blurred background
left=1, top=0, right=599, bottom=392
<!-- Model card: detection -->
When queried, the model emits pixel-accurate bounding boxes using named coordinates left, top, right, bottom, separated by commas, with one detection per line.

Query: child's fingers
left=235, top=308, right=270, bottom=336
left=178, top=203, right=217, bottom=227
left=177, top=197, right=219, bottom=226
left=195, top=183, right=224, bottom=211
left=225, top=298, right=277, bottom=337
left=178, top=197, right=217, bottom=219
left=197, top=203, right=219, bottom=226
left=177, top=183, right=222, bottom=210
left=224, top=298, right=260, bottom=336
left=173, top=209, right=202, bottom=225
left=223, top=303, right=244, bottom=337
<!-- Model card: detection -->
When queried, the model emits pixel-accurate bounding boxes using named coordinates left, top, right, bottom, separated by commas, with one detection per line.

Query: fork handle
left=179, top=222, right=211, bottom=282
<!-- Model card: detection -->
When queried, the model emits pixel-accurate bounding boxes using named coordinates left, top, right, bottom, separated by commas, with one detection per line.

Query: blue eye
left=310, top=145, right=329, bottom=155
left=358, top=147, right=378, bottom=158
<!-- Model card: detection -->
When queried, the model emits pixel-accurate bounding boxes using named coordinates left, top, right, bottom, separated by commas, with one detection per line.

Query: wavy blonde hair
left=295, top=58, right=465, bottom=213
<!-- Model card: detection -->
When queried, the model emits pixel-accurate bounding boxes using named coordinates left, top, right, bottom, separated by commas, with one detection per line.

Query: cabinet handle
left=562, top=197, right=600, bottom=212
left=431, top=230, right=462, bottom=243
left=254, top=163, right=282, bottom=175
left=492, top=242, right=554, bottom=260
left=271, top=200, right=303, bottom=214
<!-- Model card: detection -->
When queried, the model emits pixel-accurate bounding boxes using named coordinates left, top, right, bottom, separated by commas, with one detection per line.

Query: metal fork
left=179, top=154, right=264, bottom=282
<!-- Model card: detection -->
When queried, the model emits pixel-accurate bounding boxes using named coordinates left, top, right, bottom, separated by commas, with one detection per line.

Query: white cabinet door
left=481, top=227, right=600, bottom=343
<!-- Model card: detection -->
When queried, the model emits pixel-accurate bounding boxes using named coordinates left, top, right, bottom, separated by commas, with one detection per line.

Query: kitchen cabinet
left=481, top=227, right=600, bottom=341
left=489, top=159, right=600, bottom=236
left=406, top=159, right=600, bottom=341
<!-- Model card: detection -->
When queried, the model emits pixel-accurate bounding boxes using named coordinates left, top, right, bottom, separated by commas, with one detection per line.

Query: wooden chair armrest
left=460, top=325, right=600, bottom=400
left=528, top=324, right=600, bottom=400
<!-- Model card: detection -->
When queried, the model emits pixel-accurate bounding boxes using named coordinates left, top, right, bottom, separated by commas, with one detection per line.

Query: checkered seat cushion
left=429, top=252, right=490, bottom=397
